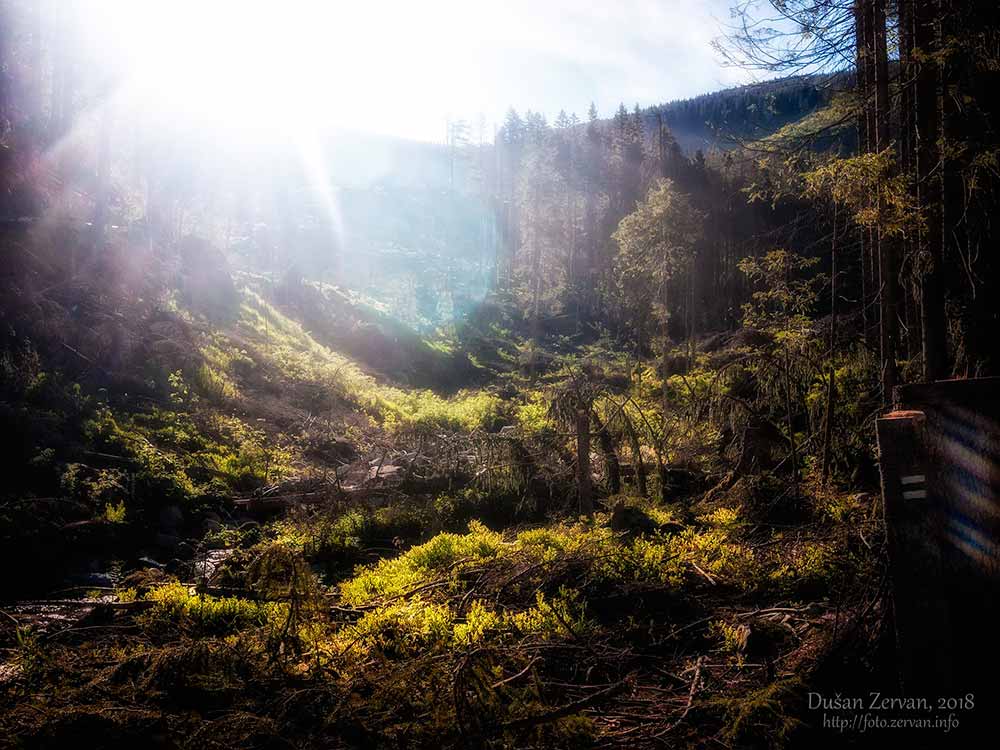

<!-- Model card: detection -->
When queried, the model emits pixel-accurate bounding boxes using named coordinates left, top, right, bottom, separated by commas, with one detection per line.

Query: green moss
left=817, top=489, right=864, bottom=523
left=86, top=407, right=196, bottom=505
left=594, top=534, right=684, bottom=585
left=516, top=525, right=591, bottom=560
left=192, top=362, right=240, bottom=403
left=698, top=506, right=743, bottom=530
left=60, top=464, right=130, bottom=508
left=338, top=587, right=591, bottom=658
left=512, top=521, right=759, bottom=591
left=202, top=414, right=293, bottom=490
left=672, top=527, right=759, bottom=586
left=643, top=503, right=681, bottom=528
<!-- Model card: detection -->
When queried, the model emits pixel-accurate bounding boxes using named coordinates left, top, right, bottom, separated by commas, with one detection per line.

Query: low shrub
left=140, top=582, right=285, bottom=636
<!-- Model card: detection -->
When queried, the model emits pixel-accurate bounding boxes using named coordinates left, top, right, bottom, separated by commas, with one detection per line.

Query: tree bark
left=873, top=0, right=899, bottom=403
left=623, top=411, right=648, bottom=498
left=939, top=0, right=962, bottom=374
left=914, top=0, right=948, bottom=381
left=783, top=351, right=800, bottom=484
left=898, top=0, right=921, bottom=360
left=659, top=324, right=673, bottom=504
left=592, top=410, right=622, bottom=495
left=822, top=205, right=838, bottom=484
left=576, top=408, right=593, bottom=515
left=855, top=1, right=873, bottom=348
left=821, top=365, right=836, bottom=483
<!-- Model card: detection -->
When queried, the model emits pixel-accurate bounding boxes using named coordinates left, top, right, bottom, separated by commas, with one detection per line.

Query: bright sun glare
left=83, top=0, right=486, bottom=143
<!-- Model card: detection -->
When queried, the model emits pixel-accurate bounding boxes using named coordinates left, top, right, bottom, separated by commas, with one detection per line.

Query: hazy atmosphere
left=2, top=1, right=1000, bottom=748
left=78, top=0, right=752, bottom=142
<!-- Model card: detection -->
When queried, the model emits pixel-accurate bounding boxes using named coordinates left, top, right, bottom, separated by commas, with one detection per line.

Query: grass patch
left=85, top=404, right=294, bottom=505
left=340, top=521, right=505, bottom=606
left=238, top=288, right=505, bottom=432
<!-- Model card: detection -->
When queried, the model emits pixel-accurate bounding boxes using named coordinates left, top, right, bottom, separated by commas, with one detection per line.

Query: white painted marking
left=903, top=490, right=928, bottom=500
left=901, top=475, right=926, bottom=485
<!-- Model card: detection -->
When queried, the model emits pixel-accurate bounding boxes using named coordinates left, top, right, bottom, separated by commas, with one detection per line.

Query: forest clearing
left=2, top=1, right=999, bottom=748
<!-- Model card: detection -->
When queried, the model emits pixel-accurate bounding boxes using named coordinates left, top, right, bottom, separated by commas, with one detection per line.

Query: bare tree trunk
left=528, top=192, right=542, bottom=377
left=938, top=0, right=962, bottom=375
left=821, top=366, right=836, bottom=483
left=660, top=326, right=672, bottom=503
left=898, top=0, right=921, bottom=361
left=914, top=0, right=947, bottom=381
left=592, top=409, right=621, bottom=495
left=687, top=265, right=696, bottom=369
left=783, top=351, right=799, bottom=484
left=873, top=0, right=899, bottom=403
left=623, top=412, right=648, bottom=497
left=576, top=408, right=593, bottom=515
left=855, top=1, right=873, bottom=347
left=822, top=205, right=838, bottom=484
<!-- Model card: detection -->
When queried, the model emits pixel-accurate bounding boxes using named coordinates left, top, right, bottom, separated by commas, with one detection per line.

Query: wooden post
left=876, top=409, right=953, bottom=694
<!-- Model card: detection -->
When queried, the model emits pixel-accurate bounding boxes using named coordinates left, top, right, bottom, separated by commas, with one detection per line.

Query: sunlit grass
left=340, top=521, right=505, bottom=606
left=140, top=581, right=286, bottom=636
left=339, top=515, right=763, bottom=612
left=237, top=287, right=502, bottom=431
left=84, top=403, right=294, bottom=503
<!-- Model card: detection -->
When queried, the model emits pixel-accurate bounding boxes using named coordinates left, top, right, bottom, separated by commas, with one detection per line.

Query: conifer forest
left=2, top=1, right=1000, bottom=748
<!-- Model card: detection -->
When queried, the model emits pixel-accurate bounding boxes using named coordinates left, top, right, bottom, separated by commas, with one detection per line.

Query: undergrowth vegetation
left=238, top=287, right=505, bottom=432
left=1, top=229, right=885, bottom=750
left=9, top=1, right=995, bottom=740
left=3, top=474, right=872, bottom=746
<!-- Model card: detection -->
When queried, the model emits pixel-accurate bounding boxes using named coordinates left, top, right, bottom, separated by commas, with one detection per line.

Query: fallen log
left=231, top=491, right=328, bottom=512
left=231, top=487, right=408, bottom=514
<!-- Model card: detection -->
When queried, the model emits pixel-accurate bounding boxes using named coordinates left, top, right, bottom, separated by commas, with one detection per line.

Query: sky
left=82, top=0, right=753, bottom=144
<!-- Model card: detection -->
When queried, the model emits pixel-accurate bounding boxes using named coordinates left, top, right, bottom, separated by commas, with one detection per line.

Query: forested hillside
left=2, top=1, right=999, bottom=748
left=649, top=75, right=838, bottom=152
